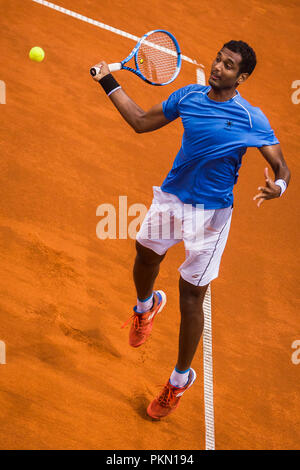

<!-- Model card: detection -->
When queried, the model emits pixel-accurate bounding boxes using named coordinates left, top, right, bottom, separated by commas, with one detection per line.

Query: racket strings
left=137, top=32, right=178, bottom=84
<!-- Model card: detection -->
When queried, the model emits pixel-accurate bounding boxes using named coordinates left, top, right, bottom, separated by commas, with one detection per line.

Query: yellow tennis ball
left=29, top=46, right=45, bottom=62
left=140, top=59, right=144, bottom=64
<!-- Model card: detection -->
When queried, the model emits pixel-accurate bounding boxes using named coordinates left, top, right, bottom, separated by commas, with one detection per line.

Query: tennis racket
left=90, top=29, right=181, bottom=86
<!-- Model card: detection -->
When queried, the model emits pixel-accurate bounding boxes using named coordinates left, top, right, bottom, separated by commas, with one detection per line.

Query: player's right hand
left=91, top=61, right=110, bottom=81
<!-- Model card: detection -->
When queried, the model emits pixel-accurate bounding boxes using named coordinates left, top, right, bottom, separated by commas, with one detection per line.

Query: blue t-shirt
left=161, top=84, right=279, bottom=209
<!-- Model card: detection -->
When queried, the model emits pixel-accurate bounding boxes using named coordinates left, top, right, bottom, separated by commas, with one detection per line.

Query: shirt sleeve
left=162, top=85, right=199, bottom=121
left=247, top=108, right=280, bottom=148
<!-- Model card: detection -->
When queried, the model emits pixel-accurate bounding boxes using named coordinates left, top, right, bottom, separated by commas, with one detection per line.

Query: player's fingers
left=257, top=187, right=271, bottom=197
left=94, top=65, right=102, bottom=75
left=264, top=167, right=269, bottom=181
left=253, top=192, right=264, bottom=201
left=258, top=186, right=275, bottom=197
left=264, top=167, right=276, bottom=189
left=94, top=61, right=108, bottom=70
left=258, top=186, right=267, bottom=192
left=253, top=193, right=267, bottom=206
left=257, top=197, right=265, bottom=207
left=90, top=64, right=102, bottom=81
left=254, top=191, right=274, bottom=206
left=91, top=61, right=110, bottom=81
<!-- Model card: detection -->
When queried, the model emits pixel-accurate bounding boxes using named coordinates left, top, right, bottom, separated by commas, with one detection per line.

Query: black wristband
left=99, top=73, right=121, bottom=96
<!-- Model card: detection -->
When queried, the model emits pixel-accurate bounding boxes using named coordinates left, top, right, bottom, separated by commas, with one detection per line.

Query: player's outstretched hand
left=91, top=61, right=110, bottom=81
left=253, top=167, right=281, bottom=207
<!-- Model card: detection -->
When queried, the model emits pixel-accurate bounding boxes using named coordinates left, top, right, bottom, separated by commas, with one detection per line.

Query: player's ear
left=236, top=72, right=249, bottom=86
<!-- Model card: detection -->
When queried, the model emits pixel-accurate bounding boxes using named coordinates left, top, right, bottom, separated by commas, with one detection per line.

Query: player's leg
left=147, top=206, right=232, bottom=419
left=133, top=240, right=165, bottom=301
left=125, top=242, right=167, bottom=348
left=175, top=206, right=232, bottom=372
left=124, top=243, right=167, bottom=349
left=123, top=187, right=182, bottom=348
left=176, top=276, right=208, bottom=371
left=146, top=278, right=207, bottom=420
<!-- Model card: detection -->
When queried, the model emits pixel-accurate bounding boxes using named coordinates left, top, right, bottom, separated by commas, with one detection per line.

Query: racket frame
left=91, top=29, right=181, bottom=86
left=123, top=29, right=181, bottom=85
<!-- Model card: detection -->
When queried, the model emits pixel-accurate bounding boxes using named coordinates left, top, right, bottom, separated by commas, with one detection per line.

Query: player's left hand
left=253, top=167, right=281, bottom=208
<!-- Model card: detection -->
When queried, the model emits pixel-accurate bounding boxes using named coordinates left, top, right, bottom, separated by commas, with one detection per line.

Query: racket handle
left=108, top=63, right=122, bottom=72
left=90, top=63, right=122, bottom=76
left=90, top=66, right=100, bottom=76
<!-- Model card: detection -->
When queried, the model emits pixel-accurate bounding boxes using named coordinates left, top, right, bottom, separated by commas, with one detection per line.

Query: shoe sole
left=175, top=368, right=197, bottom=397
left=156, top=290, right=167, bottom=315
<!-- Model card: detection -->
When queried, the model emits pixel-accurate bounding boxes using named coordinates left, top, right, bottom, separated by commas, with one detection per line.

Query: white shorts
left=136, top=186, right=233, bottom=286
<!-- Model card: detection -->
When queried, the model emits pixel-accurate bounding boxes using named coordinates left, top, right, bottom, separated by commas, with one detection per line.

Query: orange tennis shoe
left=147, top=368, right=197, bottom=419
left=122, top=290, right=167, bottom=348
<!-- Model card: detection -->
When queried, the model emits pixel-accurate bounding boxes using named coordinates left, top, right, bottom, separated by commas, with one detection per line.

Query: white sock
left=170, top=367, right=190, bottom=388
left=136, top=293, right=154, bottom=313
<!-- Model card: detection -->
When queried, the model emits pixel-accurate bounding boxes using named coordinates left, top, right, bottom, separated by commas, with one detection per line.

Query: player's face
left=209, top=48, right=243, bottom=89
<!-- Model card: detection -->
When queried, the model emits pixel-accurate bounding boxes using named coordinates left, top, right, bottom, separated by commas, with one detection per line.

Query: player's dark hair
left=223, top=40, right=257, bottom=76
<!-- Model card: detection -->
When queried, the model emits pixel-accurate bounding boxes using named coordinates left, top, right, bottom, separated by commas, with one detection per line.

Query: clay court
left=0, top=0, right=299, bottom=450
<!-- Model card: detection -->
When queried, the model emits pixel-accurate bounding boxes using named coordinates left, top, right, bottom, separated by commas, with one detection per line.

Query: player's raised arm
left=253, top=144, right=291, bottom=207
left=91, top=61, right=171, bottom=134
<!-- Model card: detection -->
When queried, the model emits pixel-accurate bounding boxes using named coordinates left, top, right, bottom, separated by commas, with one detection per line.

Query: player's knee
left=135, top=241, right=165, bottom=265
left=179, top=276, right=208, bottom=300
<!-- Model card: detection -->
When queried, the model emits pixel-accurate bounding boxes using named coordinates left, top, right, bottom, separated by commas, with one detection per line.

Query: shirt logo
left=225, top=120, right=233, bottom=130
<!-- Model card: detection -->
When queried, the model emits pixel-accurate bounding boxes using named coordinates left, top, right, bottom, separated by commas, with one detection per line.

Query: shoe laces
left=121, top=294, right=157, bottom=330
left=157, top=383, right=179, bottom=408
left=121, top=312, right=150, bottom=331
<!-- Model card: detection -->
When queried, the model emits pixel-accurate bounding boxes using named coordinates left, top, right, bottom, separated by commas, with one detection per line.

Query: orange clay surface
left=0, top=0, right=299, bottom=450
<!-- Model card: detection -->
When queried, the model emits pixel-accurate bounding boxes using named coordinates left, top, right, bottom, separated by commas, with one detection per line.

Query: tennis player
left=91, top=40, right=290, bottom=419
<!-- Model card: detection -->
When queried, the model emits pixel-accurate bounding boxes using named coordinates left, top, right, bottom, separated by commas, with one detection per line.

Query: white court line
left=31, top=0, right=205, bottom=69
left=196, top=67, right=206, bottom=86
left=192, top=70, right=214, bottom=451
left=202, top=284, right=215, bottom=450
